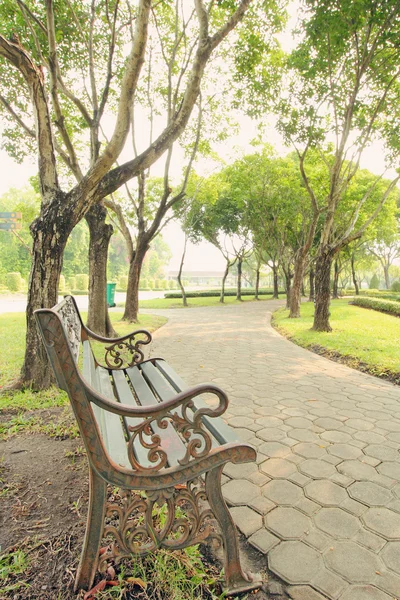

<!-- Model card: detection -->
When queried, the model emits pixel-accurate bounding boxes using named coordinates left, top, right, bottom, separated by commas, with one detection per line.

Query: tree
left=0, top=0, right=255, bottom=388
left=367, top=235, right=400, bottom=289
left=278, top=0, right=400, bottom=331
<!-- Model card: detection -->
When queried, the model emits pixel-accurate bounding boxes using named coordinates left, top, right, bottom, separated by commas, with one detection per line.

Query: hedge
left=164, top=288, right=286, bottom=299
left=6, top=272, right=23, bottom=292
left=75, top=273, right=89, bottom=291
left=358, top=289, right=400, bottom=301
left=351, top=296, right=400, bottom=317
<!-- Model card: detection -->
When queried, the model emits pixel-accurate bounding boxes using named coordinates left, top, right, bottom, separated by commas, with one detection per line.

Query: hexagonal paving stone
left=375, top=420, right=400, bottom=432
left=314, top=417, right=344, bottom=430
left=314, top=507, right=360, bottom=538
left=293, top=443, right=328, bottom=459
left=321, top=431, right=352, bottom=443
left=299, top=459, right=337, bottom=479
left=228, top=416, right=256, bottom=428
left=222, top=479, right=260, bottom=506
left=258, top=441, right=292, bottom=458
left=348, top=482, right=393, bottom=507
left=377, top=461, right=400, bottom=481
left=269, top=541, right=322, bottom=584
left=324, top=541, right=382, bottom=583
left=363, top=507, right=400, bottom=539
left=256, top=416, right=285, bottom=428
left=266, top=507, right=312, bottom=540
left=262, top=479, right=304, bottom=505
left=340, top=586, right=393, bottom=600
left=257, top=428, right=287, bottom=442
left=305, top=479, right=348, bottom=506
left=248, top=529, right=280, bottom=554
left=355, top=431, right=387, bottom=445
left=260, top=458, right=298, bottom=478
left=380, top=541, right=400, bottom=574
left=230, top=506, right=262, bottom=537
left=337, top=460, right=379, bottom=481
left=364, top=445, right=399, bottom=461
left=285, top=417, right=313, bottom=429
left=288, top=429, right=320, bottom=443
left=345, top=419, right=375, bottom=431
left=327, top=444, right=362, bottom=460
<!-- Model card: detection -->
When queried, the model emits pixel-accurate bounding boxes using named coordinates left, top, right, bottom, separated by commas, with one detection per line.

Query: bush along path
left=147, top=299, right=400, bottom=600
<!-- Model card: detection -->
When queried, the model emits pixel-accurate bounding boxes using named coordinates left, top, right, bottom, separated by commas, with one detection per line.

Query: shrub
left=119, top=275, right=128, bottom=291
left=369, top=274, right=380, bottom=289
left=68, top=276, right=76, bottom=291
left=161, top=279, right=169, bottom=290
left=391, top=280, right=400, bottom=293
left=359, top=290, right=400, bottom=301
left=140, top=278, right=148, bottom=290
left=352, top=296, right=400, bottom=317
left=155, top=279, right=162, bottom=289
left=148, top=279, right=155, bottom=289
left=164, top=288, right=284, bottom=299
left=59, top=274, right=66, bottom=293
left=6, top=272, right=23, bottom=292
left=75, top=274, right=89, bottom=291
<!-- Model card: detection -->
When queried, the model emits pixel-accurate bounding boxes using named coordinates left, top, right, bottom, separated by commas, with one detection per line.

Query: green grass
left=135, top=294, right=274, bottom=310
left=0, top=311, right=167, bottom=408
left=273, top=299, right=400, bottom=378
left=0, top=549, right=30, bottom=593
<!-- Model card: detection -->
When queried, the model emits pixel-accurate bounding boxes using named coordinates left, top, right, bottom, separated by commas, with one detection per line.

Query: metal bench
left=34, top=296, right=260, bottom=596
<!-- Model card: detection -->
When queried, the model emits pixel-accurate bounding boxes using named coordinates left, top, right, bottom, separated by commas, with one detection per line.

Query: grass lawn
left=135, top=294, right=274, bottom=309
left=273, top=299, right=400, bottom=380
left=0, top=311, right=167, bottom=410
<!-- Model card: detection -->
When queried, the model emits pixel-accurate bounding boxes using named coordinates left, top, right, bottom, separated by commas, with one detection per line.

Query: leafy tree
left=278, top=0, right=400, bottom=331
left=0, top=0, right=255, bottom=388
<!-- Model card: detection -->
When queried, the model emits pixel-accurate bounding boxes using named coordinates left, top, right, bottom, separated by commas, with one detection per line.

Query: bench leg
left=205, top=465, right=262, bottom=595
left=74, top=467, right=107, bottom=592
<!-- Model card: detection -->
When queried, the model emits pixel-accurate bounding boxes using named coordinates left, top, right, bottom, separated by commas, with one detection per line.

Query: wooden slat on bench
left=154, top=360, right=238, bottom=445
left=125, top=366, right=186, bottom=467
left=93, top=366, right=130, bottom=469
left=112, top=370, right=155, bottom=469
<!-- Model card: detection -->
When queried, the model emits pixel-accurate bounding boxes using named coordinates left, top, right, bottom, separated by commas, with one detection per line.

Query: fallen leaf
left=127, top=577, right=147, bottom=589
left=84, top=579, right=107, bottom=600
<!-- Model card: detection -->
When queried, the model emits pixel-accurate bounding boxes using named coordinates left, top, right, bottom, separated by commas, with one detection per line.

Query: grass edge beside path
left=272, top=299, right=400, bottom=386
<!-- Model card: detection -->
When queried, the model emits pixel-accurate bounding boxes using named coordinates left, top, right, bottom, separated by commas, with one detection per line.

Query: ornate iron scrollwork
left=102, top=332, right=152, bottom=369
left=98, top=481, right=221, bottom=572
left=127, top=399, right=214, bottom=472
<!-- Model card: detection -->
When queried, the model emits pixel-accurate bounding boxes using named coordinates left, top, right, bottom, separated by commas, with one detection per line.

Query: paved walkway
left=147, top=300, right=400, bottom=600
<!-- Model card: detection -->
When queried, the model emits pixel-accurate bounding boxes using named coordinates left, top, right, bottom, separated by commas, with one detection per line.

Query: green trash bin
left=106, top=282, right=116, bottom=308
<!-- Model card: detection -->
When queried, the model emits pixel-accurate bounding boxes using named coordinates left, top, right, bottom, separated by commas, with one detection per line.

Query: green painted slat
left=154, top=360, right=238, bottom=445
left=93, top=367, right=130, bottom=469
left=112, top=370, right=152, bottom=468
left=126, top=366, right=187, bottom=467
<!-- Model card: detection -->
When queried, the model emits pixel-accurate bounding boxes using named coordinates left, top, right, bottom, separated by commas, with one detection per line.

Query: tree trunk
left=351, top=253, right=359, bottom=295
left=289, top=253, right=306, bottom=318
left=177, top=235, right=188, bottom=307
left=384, top=264, right=390, bottom=289
left=220, top=260, right=230, bottom=303
left=285, top=274, right=292, bottom=309
left=272, top=265, right=279, bottom=299
left=20, top=210, right=69, bottom=389
left=236, top=257, right=243, bottom=301
left=332, top=260, right=339, bottom=300
left=309, top=268, right=315, bottom=302
left=301, top=281, right=306, bottom=297
left=123, top=236, right=150, bottom=322
left=312, top=248, right=334, bottom=332
left=255, top=267, right=260, bottom=300
left=86, top=204, right=116, bottom=337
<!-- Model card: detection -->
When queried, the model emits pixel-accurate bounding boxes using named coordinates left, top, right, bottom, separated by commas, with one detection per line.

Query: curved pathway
left=146, top=300, right=400, bottom=600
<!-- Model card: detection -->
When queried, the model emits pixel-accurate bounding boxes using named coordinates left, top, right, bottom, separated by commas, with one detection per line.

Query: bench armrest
left=83, top=325, right=152, bottom=369
left=85, top=380, right=229, bottom=471
left=86, top=380, right=228, bottom=420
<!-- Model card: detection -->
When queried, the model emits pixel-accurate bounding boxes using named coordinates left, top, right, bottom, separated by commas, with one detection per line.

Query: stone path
left=146, top=300, right=400, bottom=600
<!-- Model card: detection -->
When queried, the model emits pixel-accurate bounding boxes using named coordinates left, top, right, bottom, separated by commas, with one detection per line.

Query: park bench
left=34, top=295, right=261, bottom=596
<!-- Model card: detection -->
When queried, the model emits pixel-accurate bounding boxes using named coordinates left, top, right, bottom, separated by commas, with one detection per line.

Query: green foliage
left=352, top=296, right=400, bottom=317
left=391, top=281, right=400, bottom=292
left=148, top=279, right=155, bottom=290
left=359, top=290, right=400, bottom=301
left=119, top=275, right=128, bottom=291
left=369, top=274, right=380, bottom=289
left=0, top=549, right=30, bottom=593
left=75, top=273, right=89, bottom=291
left=59, top=274, right=66, bottom=293
left=165, top=288, right=284, bottom=299
left=68, top=276, right=76, bottom=291
left=5, top=272, right=23, bottom=292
